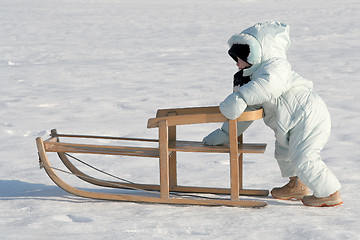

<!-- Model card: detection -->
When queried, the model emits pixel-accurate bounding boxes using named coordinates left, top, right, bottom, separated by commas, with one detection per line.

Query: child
left=203, top=22, right=342, bottom=207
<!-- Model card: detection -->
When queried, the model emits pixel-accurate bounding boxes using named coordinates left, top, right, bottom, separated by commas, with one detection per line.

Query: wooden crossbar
left=43, top=141, right=160, bottom=158
left=169, top=140, right=266, bottom=153
left=147, top=106, right=263, bottom=128
left=43, top=138, right=265, bottom=156
left=156, top=106, right=220, bottom=117
left=51, top=132, right=159, bottom=142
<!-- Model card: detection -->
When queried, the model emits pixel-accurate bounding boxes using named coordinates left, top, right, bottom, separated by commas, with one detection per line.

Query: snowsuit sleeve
left=238, top=59, right=292, bottom=105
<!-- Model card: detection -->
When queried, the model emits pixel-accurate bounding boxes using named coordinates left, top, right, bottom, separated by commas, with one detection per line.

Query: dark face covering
left=233, top=70, right=251, bottom=88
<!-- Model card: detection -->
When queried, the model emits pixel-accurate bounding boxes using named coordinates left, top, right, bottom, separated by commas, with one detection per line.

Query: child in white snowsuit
left=203, top=22, right=342, bottom=207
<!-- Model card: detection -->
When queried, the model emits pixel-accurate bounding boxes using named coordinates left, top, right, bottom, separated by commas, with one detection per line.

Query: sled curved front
left=36, top=106, right=269, bottom=207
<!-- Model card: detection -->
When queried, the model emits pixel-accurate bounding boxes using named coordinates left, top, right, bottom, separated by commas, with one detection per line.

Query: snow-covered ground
left=1, top=0, right=360, bottom=239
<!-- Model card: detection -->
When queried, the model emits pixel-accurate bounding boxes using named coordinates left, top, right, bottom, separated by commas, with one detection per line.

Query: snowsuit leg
left=288, top=93, right=341, bottom=198
left=274, top=139, right=296, bottom=178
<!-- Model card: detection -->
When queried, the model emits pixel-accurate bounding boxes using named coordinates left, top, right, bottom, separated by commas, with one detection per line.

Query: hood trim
left=228, top=33, right=262, bottom=65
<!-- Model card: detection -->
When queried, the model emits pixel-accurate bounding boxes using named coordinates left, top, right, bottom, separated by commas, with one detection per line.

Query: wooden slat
left=147, top=109, right=264, bottom=128
left=229, top=119, right=239, bottom=201
left=148, top=112, right=226, bottom=128
left=156, top=106, right=220, bottom=117
left=43, top=141, right=160, bottom=158
left=43, top=140, right=265, bottom=156
left=158, top=120, right=170, bottom=198
left=53, top=133, right=159, bottom=143
left=168, top=140, right=266, bottom=153
left=238, top=135, right=244, bottom=189
left=168, top=113, right=177, bottom=187
left=44, top=140, right=266, bottom=161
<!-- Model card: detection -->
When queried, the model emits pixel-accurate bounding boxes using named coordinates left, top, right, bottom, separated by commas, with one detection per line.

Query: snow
left=1, top=0, right=360, bottom=239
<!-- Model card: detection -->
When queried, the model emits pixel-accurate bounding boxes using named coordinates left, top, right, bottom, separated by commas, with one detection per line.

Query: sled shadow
left=0, top=180, right=302, bottom=206
left=0, top=179, right=159, bottom=203
left=0, top=180, right=67, bottom=198
left=0, top=180, right=95, bottom=202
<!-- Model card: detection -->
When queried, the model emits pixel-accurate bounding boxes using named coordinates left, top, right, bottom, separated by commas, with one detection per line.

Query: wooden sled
left=36, top=106, right=268, bottom=207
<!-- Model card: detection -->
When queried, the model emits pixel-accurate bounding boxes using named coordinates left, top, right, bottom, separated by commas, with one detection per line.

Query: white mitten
left=219, top=92, right=247, bottom=120
left=202, top=121, right=253, bottom=146
left=202, top=128, right=229, bottom=146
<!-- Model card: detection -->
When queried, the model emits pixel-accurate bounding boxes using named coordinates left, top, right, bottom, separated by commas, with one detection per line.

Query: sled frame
left=36, top=106, right=268, bottom=207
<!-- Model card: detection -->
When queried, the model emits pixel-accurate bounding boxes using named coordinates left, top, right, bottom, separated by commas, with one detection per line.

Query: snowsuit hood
left=228, top=21, right=290, bottom=76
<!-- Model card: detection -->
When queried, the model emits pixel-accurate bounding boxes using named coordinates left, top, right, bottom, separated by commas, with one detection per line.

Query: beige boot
left=271, top=177, right=310, bottom=200
left=302, top=191, right=343, bottom=207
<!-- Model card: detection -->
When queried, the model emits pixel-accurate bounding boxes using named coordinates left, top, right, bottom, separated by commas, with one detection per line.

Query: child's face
left=237, top=57, right=251, bottom=70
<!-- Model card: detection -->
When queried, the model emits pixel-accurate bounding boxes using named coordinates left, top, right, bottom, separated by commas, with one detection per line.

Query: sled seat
left=42, top=136, right=266, bottom=157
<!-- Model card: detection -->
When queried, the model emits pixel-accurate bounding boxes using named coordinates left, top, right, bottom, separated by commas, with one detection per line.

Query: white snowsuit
left=206, top=22, right=341, bottom=198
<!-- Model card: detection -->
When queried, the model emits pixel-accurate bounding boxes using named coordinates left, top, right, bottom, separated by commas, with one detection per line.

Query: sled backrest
left=147, top=106, right=263, bottom=128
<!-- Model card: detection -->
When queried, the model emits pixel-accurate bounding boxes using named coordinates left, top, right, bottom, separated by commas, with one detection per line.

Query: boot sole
left=302, top=200, right=343, bottom=207
left=271, top=191, right=308, bottom=201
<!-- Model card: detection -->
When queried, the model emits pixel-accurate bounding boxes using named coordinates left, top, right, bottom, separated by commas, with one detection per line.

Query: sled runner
left=36, top=106, right=269, bottom=207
